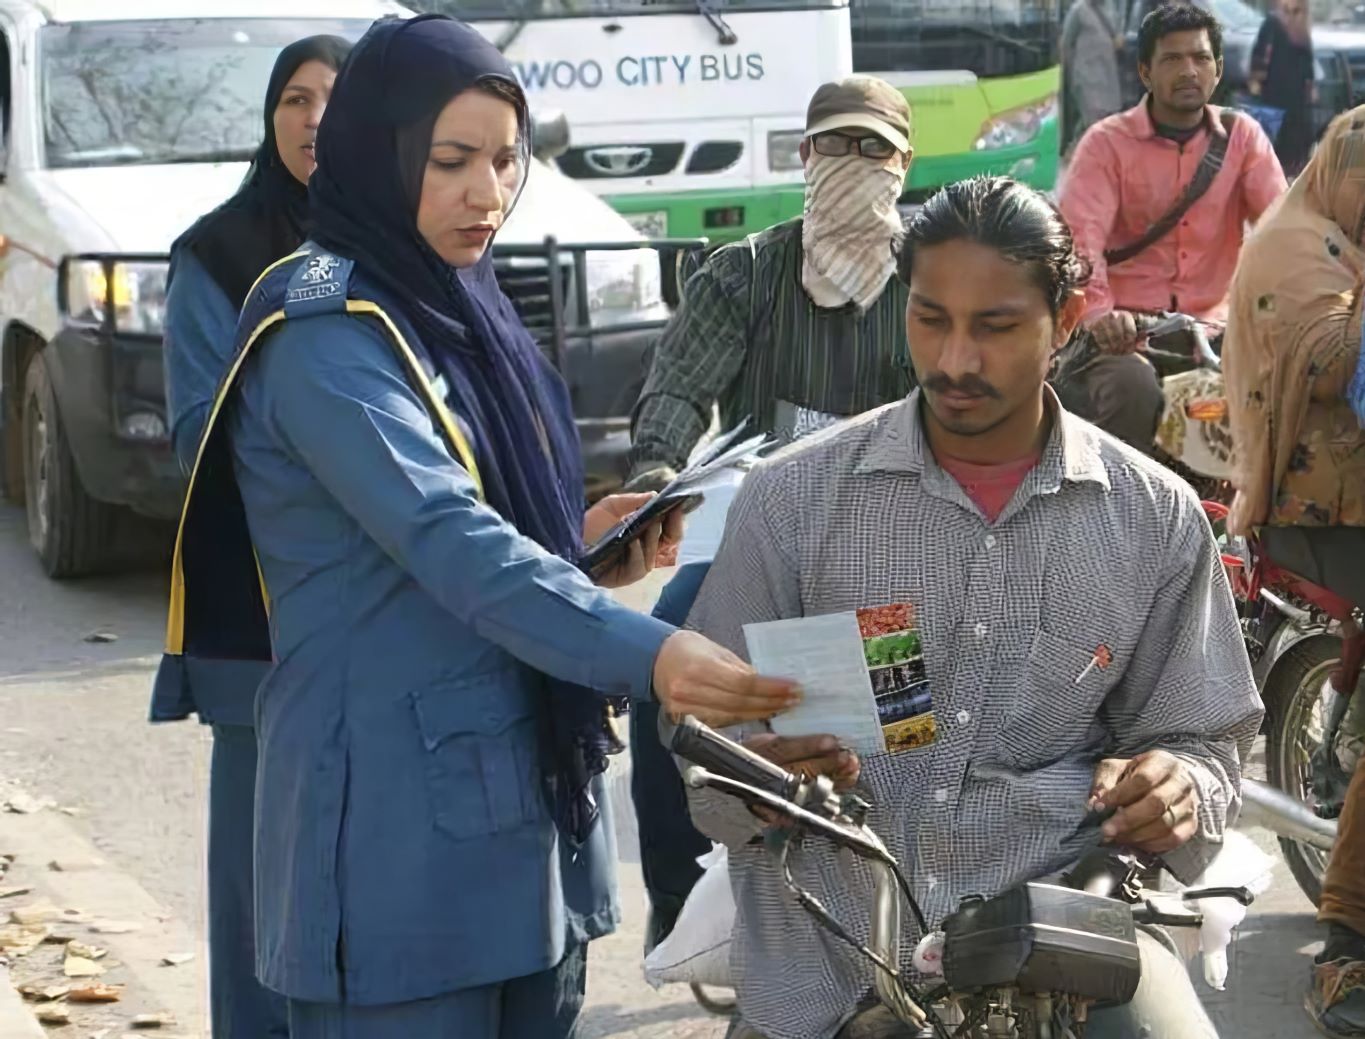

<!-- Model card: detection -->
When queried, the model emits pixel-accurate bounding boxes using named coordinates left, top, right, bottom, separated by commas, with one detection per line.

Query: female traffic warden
left=162, top=13, right=795, bottom=1037
left=154, top=34, right=351, bottom=1039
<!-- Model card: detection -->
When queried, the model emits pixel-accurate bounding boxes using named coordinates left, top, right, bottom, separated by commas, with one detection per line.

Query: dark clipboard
left=577, top=422, right=768, bottom=582
left=578, top=493, right=707, bottom=582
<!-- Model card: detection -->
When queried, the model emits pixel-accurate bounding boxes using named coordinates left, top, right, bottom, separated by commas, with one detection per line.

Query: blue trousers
left=286, top=942, right=587, bottom=1038
left=629, top=562, right=714, bottom=943
left=210, top=723, right=290, bottom=1038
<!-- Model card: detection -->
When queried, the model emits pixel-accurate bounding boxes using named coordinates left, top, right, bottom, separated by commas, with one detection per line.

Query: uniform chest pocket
left=999, top=628, right=1118, bottom=771
left=410, top=669, right=545, bottom=842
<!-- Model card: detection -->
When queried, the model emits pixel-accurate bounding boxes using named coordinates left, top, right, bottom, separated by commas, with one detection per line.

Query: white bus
left=414, top=0, right=853, bottom=245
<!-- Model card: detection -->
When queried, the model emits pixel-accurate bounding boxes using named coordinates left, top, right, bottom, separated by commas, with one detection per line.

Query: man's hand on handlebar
left=1091, top=750, right=1201, bottom=854
left=653, top=631, right=801, bottom=728
left=741, top=733, right=860, bottom=825
left=744, top=733, right=861, bottom=790
left=1088, top=310, right=1140, bottom=355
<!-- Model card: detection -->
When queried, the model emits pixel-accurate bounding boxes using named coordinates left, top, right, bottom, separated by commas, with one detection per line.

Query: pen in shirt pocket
left=1074, top=643, right=1114, bottom=685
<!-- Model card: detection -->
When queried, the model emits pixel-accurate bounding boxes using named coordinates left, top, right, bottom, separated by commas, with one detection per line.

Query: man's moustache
left=923, top=373, right=1002, bottom=400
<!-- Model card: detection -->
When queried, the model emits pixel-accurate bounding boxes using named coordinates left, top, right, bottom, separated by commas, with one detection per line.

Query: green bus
left=851, top=0, right=1062, bottom=202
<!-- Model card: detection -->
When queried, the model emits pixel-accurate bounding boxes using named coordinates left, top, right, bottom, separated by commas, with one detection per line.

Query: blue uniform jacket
left=151, top=250, right=269, bottom=728
left=174, top=249, right=672, bottom=1005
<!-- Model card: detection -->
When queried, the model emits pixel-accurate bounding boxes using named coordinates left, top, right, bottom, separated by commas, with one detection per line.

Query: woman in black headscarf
left=158, top=13, right=797, bottom=1038
left=153, top=34, right=350, bottom=1039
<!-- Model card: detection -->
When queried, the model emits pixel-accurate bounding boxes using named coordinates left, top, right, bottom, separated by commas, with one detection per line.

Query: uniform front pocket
left=410, top=670, right=545, bottom=841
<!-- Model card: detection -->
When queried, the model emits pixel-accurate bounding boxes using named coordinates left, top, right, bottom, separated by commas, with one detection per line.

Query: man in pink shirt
left=1058, top=2, right=1286, bottom=449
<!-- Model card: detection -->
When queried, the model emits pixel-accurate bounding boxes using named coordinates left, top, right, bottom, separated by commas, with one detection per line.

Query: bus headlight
left=973, top=95, right=1058, bottom=152
left=585, top=248, right=663, bottom=326
left=767, top=130, right=806, bottom=172
left=63, top=259, right=169, bottom=336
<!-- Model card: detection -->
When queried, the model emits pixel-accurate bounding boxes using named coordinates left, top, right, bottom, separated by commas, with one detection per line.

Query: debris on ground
left=49, top=858, right=103, bottom=873
left=0, top=923, right=50, bottom=954
left=10, top=901, right=59, bottom=925
left=4, top=792, right=44, bottom=814
left=36, top=1003, right=71, bottom=1025
left=68, top=983, right=123, bottom=1004
left=158, top=953, right=193, bottom=967
left=88, top=922, right=140, bottom=936
left=63, top=953, right=106, bottom=978
left=0, top=885, right=33, bottom=899
left=18, top=982, right=71, bottom=1002
left=66, top=942, right=106, bottom=961
left=83, top=632, right=118, bottom=644
left=129, top=1012, right=176, bottom=1028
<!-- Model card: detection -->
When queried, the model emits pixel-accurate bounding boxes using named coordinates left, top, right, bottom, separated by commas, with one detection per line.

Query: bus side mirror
left=531, top=110, right=570, bottom=162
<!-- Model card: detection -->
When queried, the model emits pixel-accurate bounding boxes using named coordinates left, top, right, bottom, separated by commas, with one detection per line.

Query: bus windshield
left=418, top=0, right=836, bottom=19
left=852, top=0, right=1060, bottom=78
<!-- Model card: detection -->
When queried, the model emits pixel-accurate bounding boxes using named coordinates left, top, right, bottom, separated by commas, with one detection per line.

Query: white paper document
left=743, top=613, right=887, bottom=756
left=677, top=469, right=745, bottom=566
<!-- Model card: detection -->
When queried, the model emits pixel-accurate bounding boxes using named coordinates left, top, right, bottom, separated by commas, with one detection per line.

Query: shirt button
left=984, top=534, right=997, bottom=549
left=934, top=788, right=949, bottom=804
left=974, top=622, right=987, bottom=639
left=925, top=875, right=939, bottom=891
left=957, top=710, right=971, bottom=725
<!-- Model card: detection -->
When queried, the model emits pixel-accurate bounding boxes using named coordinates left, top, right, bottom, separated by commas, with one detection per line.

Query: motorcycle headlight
left=584, top=248, right=663, bottom=328
left=64, top=259, right=169, bottom=336
left=973, top=95, right=1059, bottom=152
left=767, top=130, right=806, bottom=172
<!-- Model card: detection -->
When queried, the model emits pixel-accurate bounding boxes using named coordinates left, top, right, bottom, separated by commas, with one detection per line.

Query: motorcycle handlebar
left=670, top=715, right=843, bottom=819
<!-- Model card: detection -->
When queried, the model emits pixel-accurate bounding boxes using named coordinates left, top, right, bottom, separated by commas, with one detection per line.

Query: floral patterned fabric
left=1223, top=106, right=1365, bottom=535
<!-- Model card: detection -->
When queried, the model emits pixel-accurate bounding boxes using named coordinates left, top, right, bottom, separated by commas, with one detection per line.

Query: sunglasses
left=811, top=131, right=900, bottom=161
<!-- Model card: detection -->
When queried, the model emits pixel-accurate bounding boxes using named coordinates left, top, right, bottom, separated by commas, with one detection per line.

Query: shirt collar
left=1128, top=95, right=1225, bottom=140
left=855, top=387, right=1111, bottom=492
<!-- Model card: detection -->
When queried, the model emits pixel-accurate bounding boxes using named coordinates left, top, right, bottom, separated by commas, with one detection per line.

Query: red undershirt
left=936, top=451, right=1042, bottom=524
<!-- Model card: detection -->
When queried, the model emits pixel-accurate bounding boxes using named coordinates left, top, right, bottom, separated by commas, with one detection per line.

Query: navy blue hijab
left=309, top=15, right=612, bottom=842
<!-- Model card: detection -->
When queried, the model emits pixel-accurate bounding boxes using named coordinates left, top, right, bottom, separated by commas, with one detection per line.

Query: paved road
left=0, top=501, right=1329, bottom=1037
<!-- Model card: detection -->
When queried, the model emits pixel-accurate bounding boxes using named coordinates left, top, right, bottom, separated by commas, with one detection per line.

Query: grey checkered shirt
left=682, top=390, right=1264, bottom=1039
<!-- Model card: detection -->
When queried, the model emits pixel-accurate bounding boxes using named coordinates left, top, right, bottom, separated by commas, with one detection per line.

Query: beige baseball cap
left=805, top=75, right=912, bottom=154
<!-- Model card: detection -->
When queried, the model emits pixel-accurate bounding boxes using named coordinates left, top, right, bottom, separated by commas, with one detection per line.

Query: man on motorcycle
left=625, top=75, right=916, bottom=492
left=679, top=176, right=1264, bottom=1039
left=1057, top=2, right=1286, bottom=451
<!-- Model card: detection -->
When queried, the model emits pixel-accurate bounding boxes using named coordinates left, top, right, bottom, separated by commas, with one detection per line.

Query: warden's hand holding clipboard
left=578, top=424, right=770, bottom=584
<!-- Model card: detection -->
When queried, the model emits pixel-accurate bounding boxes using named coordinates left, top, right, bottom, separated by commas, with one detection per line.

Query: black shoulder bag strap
left=1104, top=111, right=1239, bottom=267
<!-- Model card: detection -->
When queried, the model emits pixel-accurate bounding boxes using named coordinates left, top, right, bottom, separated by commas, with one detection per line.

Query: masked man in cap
left=624, top=76, right=916, bottom=954
left=626, top=76, right=917, bottom=490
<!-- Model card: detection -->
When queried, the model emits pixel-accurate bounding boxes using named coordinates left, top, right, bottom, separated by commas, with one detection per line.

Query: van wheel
left=22, top=352, right=115, bottom=578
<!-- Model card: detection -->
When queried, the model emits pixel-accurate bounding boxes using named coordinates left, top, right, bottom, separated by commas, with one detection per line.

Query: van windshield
left=41, top=19, right=372, bottom=170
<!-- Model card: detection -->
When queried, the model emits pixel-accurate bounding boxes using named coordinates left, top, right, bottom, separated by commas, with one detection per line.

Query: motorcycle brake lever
left=1133, top=898, right=1204, bottom=929
left=1180, top=885, right=1256, bottom=906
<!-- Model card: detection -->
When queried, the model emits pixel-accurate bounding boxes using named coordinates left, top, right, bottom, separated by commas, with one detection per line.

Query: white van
left=0, top=0, right=671, bottom=576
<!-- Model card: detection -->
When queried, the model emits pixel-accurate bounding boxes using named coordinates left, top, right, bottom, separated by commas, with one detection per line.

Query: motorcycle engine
left=941, top=882, right=1142, bottom=1005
